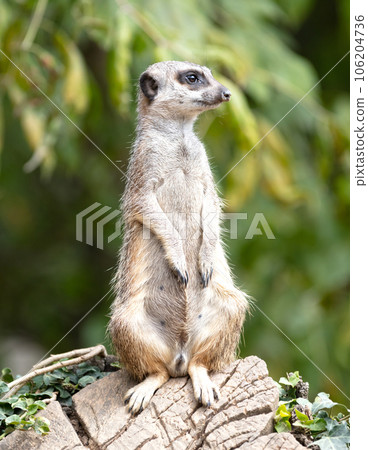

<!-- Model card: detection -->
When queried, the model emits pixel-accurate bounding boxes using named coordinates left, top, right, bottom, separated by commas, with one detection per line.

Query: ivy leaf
left=42, top=373, right=52, bottom=386
left=78, top=375, right=95, bottom=388
left=76, top=364, right=98, bottom=378
left=309, top=418, right=327, bottom=432
left=49, top=370, right=65, bottom=380
left=34, top=400, right=46, bottom=410
left=275, top=404, right=291, bottom=421
left=0, top=381, right=9, bottom=395
left=288, top=372, right=300, bottom=387
left=278, top=376, right=293, bottom=386
left=312, top=392, right=339, bottom=414
left=66, top=373, right=78, bottom=385
left=36, top=388, right=54, bottom=399
left=27, top=404, right=38, bottom=415
left=1, top=368, right=13, bottom=384
left=10, top=398, right=27, bottom=411
left=0, top=402, right=13, bottom=416
left=110, top=362, right=122, bottom=369
left=278, top=371, right=300, bottom=388
left=295, top=408, right=310, bottom=423
left=34, top=417, right=50, bottom=435
left=31, top=375, right=44, bottom=390
left=275, top=419, right=291, bottom=433
left=315, top=421, right=350, bottom=450
left=55, top=386, right=71, bottom=399
left=5, top=414, right=21, bottom=426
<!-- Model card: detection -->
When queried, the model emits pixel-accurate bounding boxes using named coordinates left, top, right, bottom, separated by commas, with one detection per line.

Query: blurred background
left=0, top=0, right=349, bottom=405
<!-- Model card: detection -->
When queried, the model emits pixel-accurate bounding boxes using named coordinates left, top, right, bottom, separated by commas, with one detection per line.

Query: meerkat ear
left=139, top=72, right=159, bottom=101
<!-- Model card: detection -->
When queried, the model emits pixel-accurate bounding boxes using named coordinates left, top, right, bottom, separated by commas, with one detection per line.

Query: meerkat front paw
left=167, top=247, right=189, bottom=287
left=198, top=243, right=215, bottom=287
left=189, top=365, right=220, bottom=407
left=124, top=384, right=155, bottom=415
left=199, top=261, right=213, bottom=288
left=174, top=264, right=189, bottom=287
left=124, top=373, right=169, bottom=415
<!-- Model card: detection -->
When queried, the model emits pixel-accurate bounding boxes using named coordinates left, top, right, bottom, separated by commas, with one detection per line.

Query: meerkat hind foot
left=189, top=365, right=220, bottom=407
left=124, top=372, right=169, bottom=415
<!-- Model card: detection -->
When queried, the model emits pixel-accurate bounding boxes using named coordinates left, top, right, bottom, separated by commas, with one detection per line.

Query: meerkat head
left=138, top=61, right=231, bottom=120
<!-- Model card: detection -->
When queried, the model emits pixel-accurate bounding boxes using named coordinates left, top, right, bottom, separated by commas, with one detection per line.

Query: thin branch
left=44, top=391, right=58, bottom=404
left=31, top=347, right=105, bottom=371
left=21, top=0, right=49, bottom=51
left=2, top=345, right=107, bottom=399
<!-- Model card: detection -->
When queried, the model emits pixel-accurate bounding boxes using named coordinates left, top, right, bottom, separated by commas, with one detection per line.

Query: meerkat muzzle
left=221, top=89, right=231, bottom=102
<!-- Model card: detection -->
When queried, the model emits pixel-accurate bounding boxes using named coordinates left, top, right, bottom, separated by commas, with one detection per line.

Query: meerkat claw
left=198, top=389, right=202, bottom=404
left=201, top=266, right=213, bottom=288
left=175, top=268, right=189, bottom=287
left=124, top=394, right=132, bottom=405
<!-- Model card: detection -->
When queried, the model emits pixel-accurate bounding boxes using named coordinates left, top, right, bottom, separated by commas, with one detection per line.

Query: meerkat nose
left=221, top=89, right=231, bottom=102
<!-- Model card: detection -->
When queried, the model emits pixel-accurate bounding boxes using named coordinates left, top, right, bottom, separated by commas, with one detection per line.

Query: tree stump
left=0, top=356, right=306, bottom=449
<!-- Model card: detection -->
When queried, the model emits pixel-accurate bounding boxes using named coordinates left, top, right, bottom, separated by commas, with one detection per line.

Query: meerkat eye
left=185, top=73, right=200, bottom=84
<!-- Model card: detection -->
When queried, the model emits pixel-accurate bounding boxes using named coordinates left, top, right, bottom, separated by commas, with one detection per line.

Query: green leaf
left=0, top=402, right=13, bottom=416
left=312, top=392, right=339, bottom=414
left=275, top=404, right=291, bottom=420
left=28, top=375, right=44, bottom=391
left=76, top=363, right=98, bottom=377
left=1, top=426, right=16, bottom=439
left=5, top=414, right=21, bottom=426
left=27, top=405, right=38, bottom=415
left=309, top=418, right=327, bottom=432
left=278, top=376, right=293, bottom=386
left=295, top=408, right=310, bottom=423
left=34, top=400, right=46, bottom=410
left=78, top=375, right=95, bottom=388
left=35, top=388, right=55, bottom=398
left=48, top=370, right=65, bottom=380
left=55, top=386, right=71, bottom=399
left=10, top=399, right=27, bottom=411
left=42, top=373, right=52, bottom=386
left=34, top=416, right=50, bottom=435
left=288, top=372, right=300, bottom=387
left=110, top=362, right=122, bottom=368
left=67, top=373, right=79, bottom=385
left=1, top=369, right=13, bottom=384
left=0, top=381, right=9, bottom=395
left=315, top=421, right=350, bottom=450
left=275, top=419, right=291, bottom=433
left=25, top=398, right=35, bottom=407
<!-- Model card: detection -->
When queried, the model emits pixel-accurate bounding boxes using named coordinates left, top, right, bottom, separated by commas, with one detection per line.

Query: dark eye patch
left=177, top=70, right=208, bottom=89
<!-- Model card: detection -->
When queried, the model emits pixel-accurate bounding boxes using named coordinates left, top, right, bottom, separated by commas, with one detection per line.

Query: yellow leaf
left=20, top=107, right=46, bottom=150
left=55, top=32, right=89, bottom=114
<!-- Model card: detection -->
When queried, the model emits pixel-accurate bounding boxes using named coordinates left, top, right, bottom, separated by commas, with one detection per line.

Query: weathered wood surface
left=0, top=356, right=306, bottom=449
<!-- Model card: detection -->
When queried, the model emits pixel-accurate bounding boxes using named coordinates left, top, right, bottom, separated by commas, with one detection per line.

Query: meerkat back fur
left=109, top=61, right=249, bottom=414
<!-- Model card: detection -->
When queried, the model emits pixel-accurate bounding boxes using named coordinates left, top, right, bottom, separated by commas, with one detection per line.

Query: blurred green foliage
left=0, top=0, right=349, bottom=405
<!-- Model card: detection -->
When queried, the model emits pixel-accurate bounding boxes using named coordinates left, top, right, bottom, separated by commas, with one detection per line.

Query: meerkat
left=109, top=61, right=248, bottom=415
